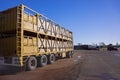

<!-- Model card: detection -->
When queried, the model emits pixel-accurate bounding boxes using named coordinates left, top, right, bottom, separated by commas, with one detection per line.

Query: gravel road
left=0, top=50, right=120, bottom=80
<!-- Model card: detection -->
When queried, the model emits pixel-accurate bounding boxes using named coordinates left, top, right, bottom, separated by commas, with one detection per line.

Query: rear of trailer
left=0, top=4, right=73, bottom=70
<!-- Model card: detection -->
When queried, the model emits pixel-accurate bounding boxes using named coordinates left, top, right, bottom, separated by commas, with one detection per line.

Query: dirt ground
left=0, top=50, right=120, bottom=80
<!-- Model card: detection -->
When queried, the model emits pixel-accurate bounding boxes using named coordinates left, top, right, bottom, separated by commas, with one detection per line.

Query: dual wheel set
left=26, top=52, right=73, bottom=71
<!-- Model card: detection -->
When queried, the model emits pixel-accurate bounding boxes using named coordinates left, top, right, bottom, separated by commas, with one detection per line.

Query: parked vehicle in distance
left=107, top=44, right=118, bottom=51
left=74, top=45, right=99, bottom=50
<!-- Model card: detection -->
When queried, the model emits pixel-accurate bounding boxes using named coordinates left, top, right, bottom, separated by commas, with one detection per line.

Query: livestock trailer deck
left=0, top=4, right=73, bottom=70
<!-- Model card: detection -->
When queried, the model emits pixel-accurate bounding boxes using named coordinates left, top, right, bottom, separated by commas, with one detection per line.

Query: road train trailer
left=0, top=4, right=73, bottom=70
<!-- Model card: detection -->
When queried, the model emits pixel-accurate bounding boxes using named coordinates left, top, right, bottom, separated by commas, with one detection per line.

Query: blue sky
left=1, top=0, right=120, bottom=45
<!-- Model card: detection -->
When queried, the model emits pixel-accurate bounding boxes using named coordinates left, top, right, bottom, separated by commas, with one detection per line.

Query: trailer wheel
left=58, top=53, right=62, bottom=59
left=66, top=52, right=72, bottom=58
left=26, top=56, right=37, bottom=71
left=48, top=54, right=55, bottom=64
left=38, top=55, right=47, bottom=67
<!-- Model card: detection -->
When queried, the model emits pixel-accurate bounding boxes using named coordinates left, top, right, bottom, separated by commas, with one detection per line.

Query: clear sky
left=1, top=0, right=120, bottom=45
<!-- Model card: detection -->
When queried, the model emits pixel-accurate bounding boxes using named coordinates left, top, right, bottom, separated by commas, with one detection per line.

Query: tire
left=66, top=52, right=72, bottom=58
left=38, top=55, right=47, bottom=67
left=47, top=54, right=55, bottom=64
left=26, top=56, right=37, bottom=71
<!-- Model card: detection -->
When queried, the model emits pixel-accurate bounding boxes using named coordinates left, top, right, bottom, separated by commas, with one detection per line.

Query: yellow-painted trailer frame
left=0, top=4, right=73, bottom=70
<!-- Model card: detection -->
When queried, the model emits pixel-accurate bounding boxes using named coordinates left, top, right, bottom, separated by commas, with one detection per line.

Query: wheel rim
left=51, top=55, right=55, bottom=61
left=31, top=60, right=36, bottom=66
left=41, top=55, right=47, bottom=64
left=42, top=57, right=47, bottom=63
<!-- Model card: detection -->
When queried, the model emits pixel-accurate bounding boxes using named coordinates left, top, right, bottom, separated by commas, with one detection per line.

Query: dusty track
left=0, top=50, right=120, bottom=80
